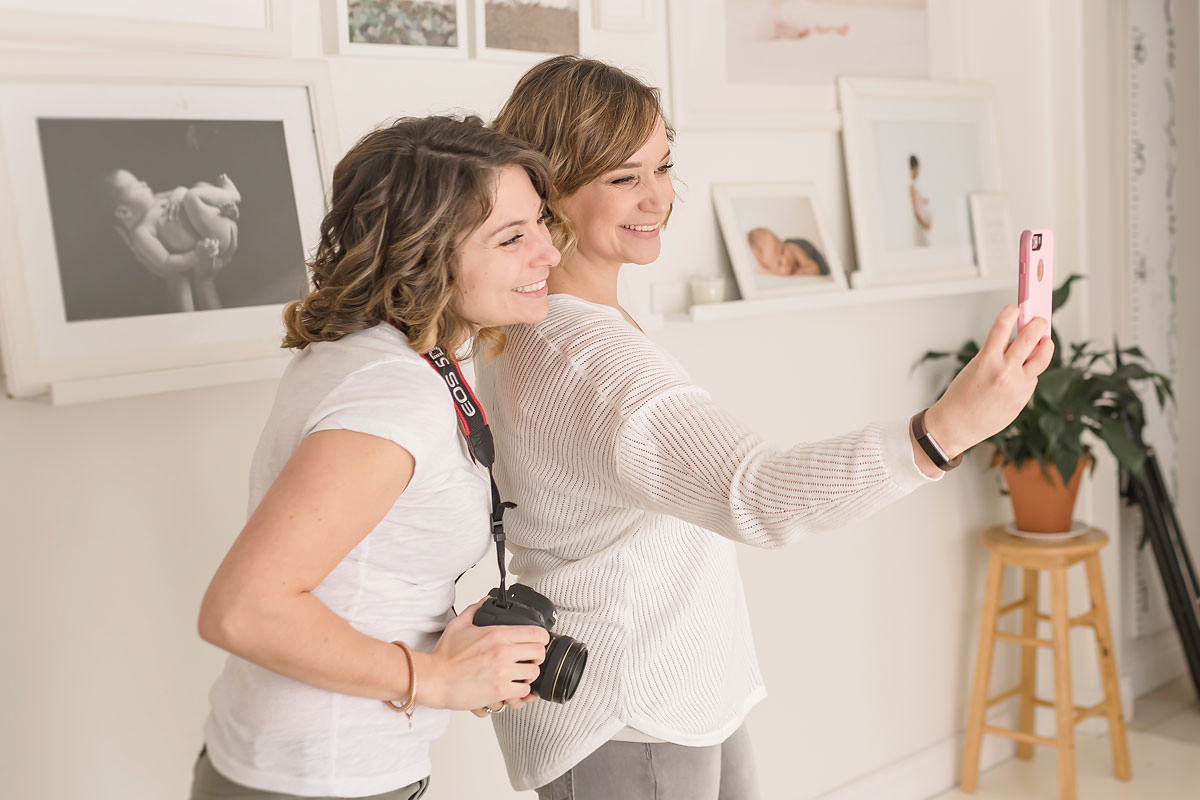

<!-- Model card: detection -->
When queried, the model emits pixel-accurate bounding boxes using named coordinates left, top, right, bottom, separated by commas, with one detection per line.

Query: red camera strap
left=419, top=345, right=511, bottom=593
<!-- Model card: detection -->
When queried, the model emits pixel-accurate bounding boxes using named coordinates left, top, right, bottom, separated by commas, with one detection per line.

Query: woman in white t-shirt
left=483, top=57, right=1054, bottom=799
left=191, top=115, right=562, bottom=800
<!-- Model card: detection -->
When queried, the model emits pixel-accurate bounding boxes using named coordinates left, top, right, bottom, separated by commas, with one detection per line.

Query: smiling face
left=453, top=164, right=560, bottom=330
left=558, top=116, right=674, bottom=272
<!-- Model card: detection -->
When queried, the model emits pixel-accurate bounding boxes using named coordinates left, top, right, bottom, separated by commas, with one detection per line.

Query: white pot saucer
left=1002, top=520, right=1090, bottom=541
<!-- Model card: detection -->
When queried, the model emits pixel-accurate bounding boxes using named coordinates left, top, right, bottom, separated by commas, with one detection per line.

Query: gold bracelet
left=382, top=640, right=417, bottom=726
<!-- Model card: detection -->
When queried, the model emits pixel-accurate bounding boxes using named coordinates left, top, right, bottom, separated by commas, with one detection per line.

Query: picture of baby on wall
left=746, top=226, right=831, bottom=277
left=37, top=117, right=309, bottom=323
left=104, top=169, right=242, bottom=312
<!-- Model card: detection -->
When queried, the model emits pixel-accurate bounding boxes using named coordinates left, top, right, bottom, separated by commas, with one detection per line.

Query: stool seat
left=983, top=527, right=1107, bottom=562
left=961, top=525, right=1131, bottom=800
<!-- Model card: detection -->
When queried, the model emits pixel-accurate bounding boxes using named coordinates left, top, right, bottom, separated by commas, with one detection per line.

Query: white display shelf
left=684, top=276, right=1011, bottom=323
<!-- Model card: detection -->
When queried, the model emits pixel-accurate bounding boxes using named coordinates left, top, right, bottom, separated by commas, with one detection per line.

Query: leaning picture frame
left=712, top=182, right=848, bottom=300
left=666, top=0, right=929, bottom=130
left=473, top=0, right=588, bottom=63
left=323, top=0, right=469, bottom=59
left=967, top=192, right=1016, bottom=278
left=838, top=77, right=1003, bottom=288
left=0, top=0, right=291, bottom=56
left=0, top=53, right=338, bottom=402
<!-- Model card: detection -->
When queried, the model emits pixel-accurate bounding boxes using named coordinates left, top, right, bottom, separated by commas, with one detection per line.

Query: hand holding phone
left=1018, top=228, right=1053, bottom=338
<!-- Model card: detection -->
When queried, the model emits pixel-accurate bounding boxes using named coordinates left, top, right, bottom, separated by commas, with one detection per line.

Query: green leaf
left=1053, top=446, right=1083, bottom=486
left=1096, top=415, right=1148, bottom=476
left=1036, top=367, right=1082, bottom=406
left=1052, top=274, right=1085, bottom=312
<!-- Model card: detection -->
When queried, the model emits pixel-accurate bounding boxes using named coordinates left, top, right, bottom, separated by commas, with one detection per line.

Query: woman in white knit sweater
left=483, top=57, right=1053, bottom=799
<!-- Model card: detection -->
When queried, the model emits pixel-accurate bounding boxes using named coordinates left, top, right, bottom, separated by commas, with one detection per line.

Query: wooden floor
left=930, top=677, right=1200, bottom=800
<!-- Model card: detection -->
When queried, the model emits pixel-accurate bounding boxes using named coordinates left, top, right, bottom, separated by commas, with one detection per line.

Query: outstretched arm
left=607, top=306, right=1051, bottom=547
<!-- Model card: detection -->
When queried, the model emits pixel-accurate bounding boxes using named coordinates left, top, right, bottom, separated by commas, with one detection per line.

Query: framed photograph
left=712, top=182, right=848, bottom=300
left=667, top=0, right=929, bottom=129
left=473, top=0, right=586, bottom=62
left=0, top=54, right=338, bottom=400
left=324, top=0, right=469, bottom=58
left=838, top=77, right=1003, bottom=287
left=594, top=0, right=654, bottom=31
left=968, top=192, right=1016, bottom=277
left=0, top=0, right=291, bottom=56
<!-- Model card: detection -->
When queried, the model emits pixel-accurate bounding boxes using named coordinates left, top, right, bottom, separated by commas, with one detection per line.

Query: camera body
left=474, top=584, right=587, bottom=703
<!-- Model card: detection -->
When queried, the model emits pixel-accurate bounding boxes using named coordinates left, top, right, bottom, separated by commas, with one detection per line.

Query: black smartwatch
left=911, top=409, right=962, bottom=471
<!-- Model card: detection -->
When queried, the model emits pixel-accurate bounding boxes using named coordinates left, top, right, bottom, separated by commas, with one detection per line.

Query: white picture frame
left=838, top=77, right=1003, bottom=288
left=666, top=0, right=929, bottom=130
left=968, top=192, right=1016, bottom=278
left=473, top=0, right=587, bottom=63
left=712, top=182, right=848, bottom=300
left=324, top=0, right=469, bottom=59
left=593, top=0, right=654, bottom=31
left=0, top=0, right=291, bottom=56
left=0, top=53, right=338, bottom=401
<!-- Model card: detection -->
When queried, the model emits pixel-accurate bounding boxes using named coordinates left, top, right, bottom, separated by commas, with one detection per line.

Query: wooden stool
left=960, top=526, right=1131, bottom=800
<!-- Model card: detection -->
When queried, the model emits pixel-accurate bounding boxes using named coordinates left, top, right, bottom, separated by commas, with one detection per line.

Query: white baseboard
left=814, top=709, right=1017, bottom=800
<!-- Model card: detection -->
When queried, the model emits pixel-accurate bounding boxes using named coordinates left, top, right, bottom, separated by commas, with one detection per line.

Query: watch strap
left=911, top=409, right=962, bottom=471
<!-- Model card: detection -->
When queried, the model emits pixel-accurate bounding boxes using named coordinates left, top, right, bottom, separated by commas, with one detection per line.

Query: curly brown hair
left=492, top=55, right=674, bottom=264
left=283, top=115, right=554, bottom=355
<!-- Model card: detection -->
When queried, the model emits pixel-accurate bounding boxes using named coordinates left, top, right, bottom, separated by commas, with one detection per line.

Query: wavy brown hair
left=283, top=115, right=553, bottom=355
left=492, top=55, right=674, bottom=263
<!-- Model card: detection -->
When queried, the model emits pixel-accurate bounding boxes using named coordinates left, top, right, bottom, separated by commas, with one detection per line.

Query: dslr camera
left=474, top=584, right=588, bottom=703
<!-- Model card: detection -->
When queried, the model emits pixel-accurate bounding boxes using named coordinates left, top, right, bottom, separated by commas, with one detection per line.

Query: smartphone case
left=1018, top=228, right=1053, bottom=336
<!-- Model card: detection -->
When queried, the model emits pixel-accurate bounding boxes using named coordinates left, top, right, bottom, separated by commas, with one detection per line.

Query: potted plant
left=916, top=275, right=1174, bottom=533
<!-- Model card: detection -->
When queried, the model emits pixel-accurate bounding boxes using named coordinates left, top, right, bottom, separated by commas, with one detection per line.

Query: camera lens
left=530, top=633, right=588, bottom=703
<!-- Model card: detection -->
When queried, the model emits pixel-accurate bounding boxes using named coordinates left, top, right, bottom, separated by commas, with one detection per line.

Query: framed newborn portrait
left=838, top=77, right=1002, bottom=288
left=712, top=182, right=848, bottom=301
left=0, top=53, right=337, bottom=401
left=667, top=0, right=930, bottom=129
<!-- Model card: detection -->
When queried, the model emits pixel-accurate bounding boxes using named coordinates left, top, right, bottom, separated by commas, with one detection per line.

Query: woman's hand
left=922, top=305, right=1053, bottom=460
left=415, top=599, right=549, bottom=712
left=468, top=692, right=538, bottom=718
left=195, top=237, right=221, bottom=259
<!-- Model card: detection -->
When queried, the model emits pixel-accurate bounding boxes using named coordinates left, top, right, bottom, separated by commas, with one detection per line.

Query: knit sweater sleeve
left=613, top=383, right=938, bottom=549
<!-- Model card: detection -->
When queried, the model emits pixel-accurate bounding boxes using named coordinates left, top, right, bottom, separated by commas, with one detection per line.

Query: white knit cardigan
left=477, top=294, right=936, bottom=791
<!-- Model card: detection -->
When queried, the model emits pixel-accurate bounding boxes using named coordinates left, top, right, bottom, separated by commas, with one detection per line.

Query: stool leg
left=1017, top=567, right=1040, bottom=759
left=1084, top=553, right=1132, bottom=780
left=961, top=555, right=1006, bottom=793
left=1049, top=565, right=1077, bottom=800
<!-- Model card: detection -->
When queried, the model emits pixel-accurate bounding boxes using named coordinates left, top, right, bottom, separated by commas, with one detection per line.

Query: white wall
left=0, top=2, right=1194, bottom=799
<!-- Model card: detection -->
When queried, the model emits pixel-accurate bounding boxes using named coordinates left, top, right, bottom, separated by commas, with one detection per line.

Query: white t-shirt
left=204, top=324, right=490, bottom=797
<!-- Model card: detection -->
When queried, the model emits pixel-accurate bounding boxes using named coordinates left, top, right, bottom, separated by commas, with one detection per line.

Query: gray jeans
left=190, top=748, right=429, bottom=800
left=535, top=725, right=760, bottom=800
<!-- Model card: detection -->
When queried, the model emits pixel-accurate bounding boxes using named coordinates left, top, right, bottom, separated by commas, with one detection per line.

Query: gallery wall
left=0, top=1, right=1196, bottom=799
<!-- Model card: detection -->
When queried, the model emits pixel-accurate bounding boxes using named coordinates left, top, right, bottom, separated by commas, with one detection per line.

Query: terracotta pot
left=1002, top=456, right=1090, bottom=533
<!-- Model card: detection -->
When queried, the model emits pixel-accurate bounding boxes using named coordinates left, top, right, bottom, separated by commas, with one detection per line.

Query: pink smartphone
left=1018, top=228, right=1053, bottom=337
